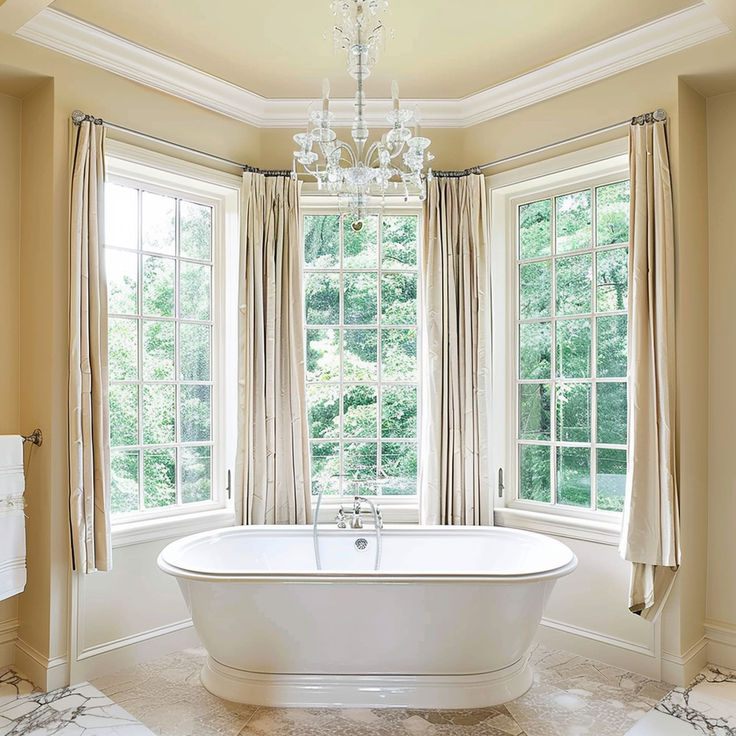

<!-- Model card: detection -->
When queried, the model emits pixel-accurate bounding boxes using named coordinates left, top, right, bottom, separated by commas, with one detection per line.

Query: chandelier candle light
left=293, top=0, right=434, bottom=230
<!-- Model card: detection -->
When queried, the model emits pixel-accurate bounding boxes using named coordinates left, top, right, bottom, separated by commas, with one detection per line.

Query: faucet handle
left=375, top=506, right=383, bottom=529
left=335, top=506, right=347, bottom=529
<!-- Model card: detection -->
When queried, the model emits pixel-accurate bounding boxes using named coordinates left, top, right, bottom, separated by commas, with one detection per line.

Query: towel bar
left=22, top=429, right=42, bottom=447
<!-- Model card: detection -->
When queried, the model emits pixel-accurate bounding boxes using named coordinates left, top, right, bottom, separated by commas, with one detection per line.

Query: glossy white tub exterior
left=158, top=525, right=577, bottom=708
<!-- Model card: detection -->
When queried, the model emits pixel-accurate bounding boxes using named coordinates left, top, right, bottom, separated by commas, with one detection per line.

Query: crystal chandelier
left=293, top=0, right=434, bottom=230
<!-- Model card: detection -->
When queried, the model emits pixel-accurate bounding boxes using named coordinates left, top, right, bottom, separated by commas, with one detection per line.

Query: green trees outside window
left=516, top=180, right=629, bottom=512
left=304, top=213, right=419, bottom=498
left=106, top=182, right=215, bottom=515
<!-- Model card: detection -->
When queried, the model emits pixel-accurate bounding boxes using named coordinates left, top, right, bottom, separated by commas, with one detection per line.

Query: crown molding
left=15, top=4, right=730, bottom=129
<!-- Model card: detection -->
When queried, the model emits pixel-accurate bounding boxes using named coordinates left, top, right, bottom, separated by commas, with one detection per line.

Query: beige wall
left=0, top=90, right=21, bottom=657
left=706, top=91, right=736, bottom=651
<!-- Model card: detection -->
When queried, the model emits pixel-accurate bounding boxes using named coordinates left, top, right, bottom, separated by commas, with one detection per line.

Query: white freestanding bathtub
left=158, top=525, right=577, bottom=708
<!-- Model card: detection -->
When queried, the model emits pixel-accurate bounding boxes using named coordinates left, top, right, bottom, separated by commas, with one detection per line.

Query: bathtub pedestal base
left=201, top=654, right=533, bottom=708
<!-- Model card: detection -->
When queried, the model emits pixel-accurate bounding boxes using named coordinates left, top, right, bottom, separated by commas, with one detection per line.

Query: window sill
left=494, top=507, right=621, bottom=546
left=112, top=508, right=236, bottom=548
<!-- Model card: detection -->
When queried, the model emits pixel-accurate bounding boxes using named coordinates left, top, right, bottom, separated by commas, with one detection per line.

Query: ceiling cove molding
left=15, top=4, right=730, bottom=129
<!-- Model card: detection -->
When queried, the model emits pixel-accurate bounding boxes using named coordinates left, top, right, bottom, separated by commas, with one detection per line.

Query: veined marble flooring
left=87, top=645, right=673, bottom=736
left=626, top=664, right=736, bottom=735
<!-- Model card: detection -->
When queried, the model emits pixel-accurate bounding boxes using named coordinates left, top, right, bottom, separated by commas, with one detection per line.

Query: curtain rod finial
left=653, top=109, right=667, bottom=122
left=72, top=110, right=86, bottom=125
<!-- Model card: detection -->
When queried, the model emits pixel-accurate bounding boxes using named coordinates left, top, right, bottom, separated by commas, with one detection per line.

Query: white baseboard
left=71, top=619, right=200, bottom=683
left=0, top=618, right=18, bottom=669
left=14, top=638, right=68, bottom=691
left=705, top=619, right=736, bottom=670
left=661, top=636, right=709, bottom=686
left=537, top=617, right=662, bottom=680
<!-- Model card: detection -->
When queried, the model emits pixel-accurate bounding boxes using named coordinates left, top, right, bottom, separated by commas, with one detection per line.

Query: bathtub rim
left=157, top=524, right=578, bottom=585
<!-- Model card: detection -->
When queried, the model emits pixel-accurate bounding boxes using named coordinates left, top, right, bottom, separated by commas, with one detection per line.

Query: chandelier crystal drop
left=293, top=0, right=433, bottom=229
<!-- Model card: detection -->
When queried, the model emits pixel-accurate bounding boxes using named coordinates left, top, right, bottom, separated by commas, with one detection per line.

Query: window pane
left=110, top=449, right=139, bottom=514
left=382, top=328, right=417, bottom=382
left=344, top=442, right=379, bottom=488
left=382, top=216, right=417, bottom=269
left=597, top=382, right=627, bottom=445
left=556, top=318, right=591, bottom=378
left=109, top=318, right=138, bottom=381
left=107, top=249, right=138, bottom=315
left=597, top=448, right=627, bottom=512
left=141, top=191, right=175, bottom=254
left=142, top=384, right=175, bottom=445
left=305, top=273, right=340, bottom=325
left=142, top=255, right=175, bottom=317
left=179, top=323, right=211, bottom=381
left=143, top=448, right=176, bottom=508
left=181, top=445, right=212, bottom=503
left=304, top=215, right=340, bottom=268
left=519, top=384, right=551, bottom=441
left=344, top=272, right=378, bottom=324
left=343, top=215, right=378, bottom=268
left=519, top=199, right=551, bottom=260
left=105, top=184, right=138, bottom=250
left=310, top=442, right=340, bottom=495
left=381, top=442, right=417, bottom=495
left=519, top=444, right=551, bottom=503
left=597, top=315, right=627, bottom=378
left=180, top=262, right=211, bottom=321
left=556, top=253, right=592, bottom=315
left=519, top=322, right=551, bottom=379
left=519, top=261, right=551, bottom=319
left=557, top=446, right=591, bottom=507
left=343, top=329, right=378, bottom=381
left=180, top=384, right=211, bottom=443
left=109, top=384, right=138, bottom=447
left=180, top=201, right=212, bottom=260
left=556, top=190, right=591, bottom=253
left=142, top=320, right=174, bottom=381
left=381, top=273, right=417, bottom=325
left=597, top=181, right=630, bottom=246
left=343, top=385, right=377, bottom=438
left=306, top=328, right=340, bottom=382
left=382, top=385, right=417, bottom=439
left=596, top=247, right=628, bottom=312
left=307, top=385, right=340, bottom=438
left=557, top=382, right=591, bottom=443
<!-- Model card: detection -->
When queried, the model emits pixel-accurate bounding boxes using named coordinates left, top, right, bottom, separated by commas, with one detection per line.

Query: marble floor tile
left=0, top=671, right=38, bottom=705
left=87, top=644, right=673, bottom=736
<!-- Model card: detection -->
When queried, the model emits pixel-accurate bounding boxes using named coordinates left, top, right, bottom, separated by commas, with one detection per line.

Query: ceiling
left=50, top=0, right=696, bottom=100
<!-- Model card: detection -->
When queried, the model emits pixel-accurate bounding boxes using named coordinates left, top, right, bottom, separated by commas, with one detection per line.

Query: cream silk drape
left=619, top=118, right=680, bottom=620
left=420, top=173, right=491, bottom=525
left=69, top=118, right=112, bottom=572
left=234, top=172, right=312, bottom=524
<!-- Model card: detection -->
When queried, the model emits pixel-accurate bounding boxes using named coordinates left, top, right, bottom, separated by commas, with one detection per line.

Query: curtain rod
left=72, top=108, right=667, bottom=176
left=477, top=108, right=667, bottom=171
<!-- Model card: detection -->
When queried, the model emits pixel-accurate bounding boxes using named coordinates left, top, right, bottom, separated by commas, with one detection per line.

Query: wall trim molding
left=15, top=638, right=68, bottom=691
left=661, top=636, right=709, bottom=686
left=15, top=5, right=730, bottom=129
left=0, top=618, right=18, bottom=668
left=540, top=616, right=656, bottom=658
left=705, top=619, right=736, bottom=670
left=77, top=618, right=193, bottom=661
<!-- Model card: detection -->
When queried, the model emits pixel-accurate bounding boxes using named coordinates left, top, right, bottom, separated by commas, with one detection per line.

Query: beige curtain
left=420, top=172, right=491, bottom=525
left=234, top=171, right=312, bottom=524
left=619, top=116, right=679, bottom=620
left=68, top=117, right=111, bottom=573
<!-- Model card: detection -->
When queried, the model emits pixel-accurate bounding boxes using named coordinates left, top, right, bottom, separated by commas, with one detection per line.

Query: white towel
left=0, top=436, right=26, bottom=600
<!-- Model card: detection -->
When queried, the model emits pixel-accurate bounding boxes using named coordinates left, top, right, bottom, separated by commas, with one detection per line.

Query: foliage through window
left=515, top=180, right=629, bottom=512
left=105, top=180, right=217, bottom=516
left=303, top=213, right=419, bottom=498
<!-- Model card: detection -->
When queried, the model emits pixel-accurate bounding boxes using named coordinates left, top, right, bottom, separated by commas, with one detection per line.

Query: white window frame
left=105, top=140, right=240, bottom=546
left=488, top=140, right=629, bottom=545
left=301, top=193, right=422, bottom=524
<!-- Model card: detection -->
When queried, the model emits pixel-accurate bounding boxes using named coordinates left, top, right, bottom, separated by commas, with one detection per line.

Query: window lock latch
left=498, top=467, right=504, bottom=498
left=227, top=469, right=232, bottom=500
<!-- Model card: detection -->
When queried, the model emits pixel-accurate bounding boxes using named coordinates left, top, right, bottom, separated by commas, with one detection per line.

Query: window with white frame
left=509, top=173, right=630, bottom=515
left=104, top=160, right=232, bottom=521
left=302, top=212, right=420, bottom=500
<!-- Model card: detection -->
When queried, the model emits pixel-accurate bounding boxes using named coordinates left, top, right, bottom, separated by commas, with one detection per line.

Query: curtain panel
left=234, top=172, right=312, bottom=525
left=619, top=118, right=680, bottom=620
left=420, top=173, right=491, bottom=525
left=68, top=118, right=112, bottom=573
